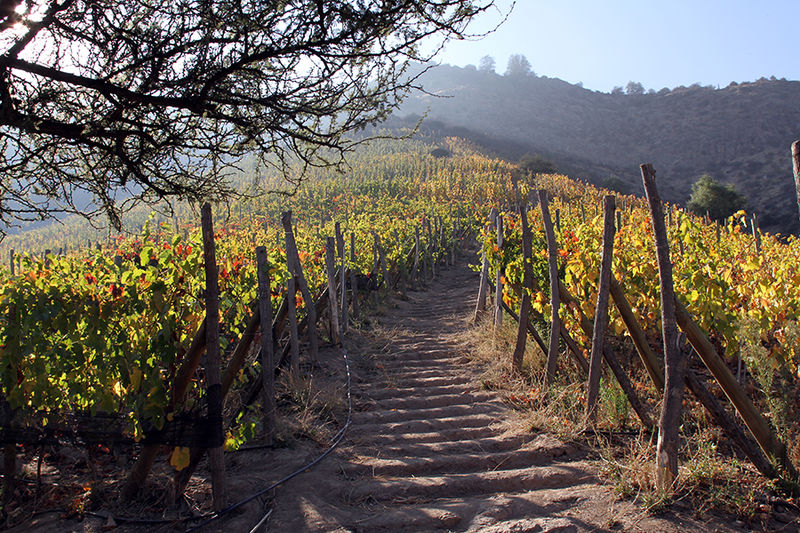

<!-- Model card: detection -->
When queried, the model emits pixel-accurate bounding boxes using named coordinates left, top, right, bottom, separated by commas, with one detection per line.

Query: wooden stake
left=287, top=276, right=300, bottom=375
left=586, top=195, right=616, bottom=424
left=538, top=190, right=561, bottom=388
left=350, top=232, right=360, bottom=318
left=512, top=204, right=533, bottom=374
left=200, top=203, right=226, bottom=511
left=9, top=249, right=14, bottom=276
left=473, top=208, right=497, bottom=324
left=281, top=211, right=318, bottom=364
left=412, top=226, right=420, bottom=288
left=335, top=223, right=347, bottom=334
left=641, top=164, right=684, bottom=493
left=325, top=237, right=341, bottom=344
left=494, top=213, right=504, bottom=327
left=256, top=246, right=276, bottom=445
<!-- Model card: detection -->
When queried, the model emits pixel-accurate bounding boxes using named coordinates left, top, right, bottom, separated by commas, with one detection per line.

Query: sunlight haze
left=437, top=0, right=800, bottom=92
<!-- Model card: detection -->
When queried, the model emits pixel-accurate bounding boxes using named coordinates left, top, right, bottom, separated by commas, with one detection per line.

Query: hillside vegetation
left=395, top=64, right=800, bottom=235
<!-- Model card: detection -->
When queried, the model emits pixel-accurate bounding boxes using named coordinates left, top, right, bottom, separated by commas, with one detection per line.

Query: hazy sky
left=435, top=0, right=800, bottom=92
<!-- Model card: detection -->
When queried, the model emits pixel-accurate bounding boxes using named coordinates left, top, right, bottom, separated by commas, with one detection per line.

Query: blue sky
left=435, top=0, right=800, bottom=92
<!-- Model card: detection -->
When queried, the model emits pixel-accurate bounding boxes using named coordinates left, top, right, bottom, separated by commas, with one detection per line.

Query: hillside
left=395, top=64, right=800, bottom=235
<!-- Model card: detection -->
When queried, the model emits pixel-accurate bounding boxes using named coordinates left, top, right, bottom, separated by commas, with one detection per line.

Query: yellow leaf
left=170, top=446, right=191, bottom=471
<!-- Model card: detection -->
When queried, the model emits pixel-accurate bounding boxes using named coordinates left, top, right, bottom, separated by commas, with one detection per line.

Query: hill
left=394, top=64, right=800, bottom=235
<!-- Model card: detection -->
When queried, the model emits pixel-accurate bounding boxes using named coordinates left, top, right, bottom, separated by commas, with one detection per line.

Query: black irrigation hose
left=185, top=345, right=353, bottom=533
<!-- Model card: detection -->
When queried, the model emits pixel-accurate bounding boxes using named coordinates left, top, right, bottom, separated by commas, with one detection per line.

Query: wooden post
left=200, top=203, right=226, bottom=511
left=539, top=190, right=561, bottom=388
left=335, top=223, right=347, bottom=334
left=412, top=226, right=420, bottom=288
left=793, top=140, right=800, bottom=229
left=287, top=276, right=300, bottom=374
left=256, top=246, right=276, bottom=445
left=586, top=195, right=616, bottom=424
left=350, top=232, right=360, bottom=318
left=373, top=232, right=390, bottom=294
left=512, top=204, right=533, bottom=374
left=641, top=163, right=684, bottom=493
left=325, top=237, right=341, bottom=344
left=9, top=249, right=14, bottom=276
left=494, top=213, right=504, bottom=327
left=281, top=211, right=318, bottom=364
left=473, top=208, right=497, bottom=324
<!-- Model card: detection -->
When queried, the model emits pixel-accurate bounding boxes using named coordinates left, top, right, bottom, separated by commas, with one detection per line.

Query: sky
left=435, top=0, right=800, bottom=93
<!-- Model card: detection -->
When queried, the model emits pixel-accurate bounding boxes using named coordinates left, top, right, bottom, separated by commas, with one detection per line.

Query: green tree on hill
left=686, top=175, right=746, bottom=221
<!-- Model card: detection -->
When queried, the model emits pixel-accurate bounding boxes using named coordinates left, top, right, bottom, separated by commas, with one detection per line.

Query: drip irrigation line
left=185, top=344, right=353, bottom=533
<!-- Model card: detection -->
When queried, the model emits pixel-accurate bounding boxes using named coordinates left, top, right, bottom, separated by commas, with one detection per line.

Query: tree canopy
left=505, top=53, right=532, bottom=77
left=686, top=174, right=746, bottom=221
left=0, top=0, right=498, bottom=233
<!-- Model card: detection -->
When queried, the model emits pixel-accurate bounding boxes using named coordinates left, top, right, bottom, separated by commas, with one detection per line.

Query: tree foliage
left=625, top=81, right=645, bottom=95
left=0, top=0, right=496, bottom=234
left=686, top=174, right=746, bottom=221
left=478, top=54, right=496, bottom=74
left=519, top=153, right=555, bottom=174
left=505, top=53, right=532, bottom=77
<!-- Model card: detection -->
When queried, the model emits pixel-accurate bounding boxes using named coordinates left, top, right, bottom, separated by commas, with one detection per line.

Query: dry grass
left=460, top=309, right=786, bottom=523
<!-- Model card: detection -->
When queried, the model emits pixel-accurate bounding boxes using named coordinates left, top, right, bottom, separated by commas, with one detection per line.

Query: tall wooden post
left=539, top=190, right=561, bottom=388
left=335, top=223, right=348, bottom=334
left=586, top=195, right=616, bottom=424
left=349, top=232, right=360, bottom=318
left=325, top=237, right=341, bottom=344
left=512, top=204, right=533, bottom=374
left=641, top=164, right=685, bottom=493
left=412, top=226, right=420, bottom=288
left=9, top=249, right=14, bottom=276
left=493, top=213, right=504, bottom=327
left=287, top=276, right=300, bottom=375
left=281, top=211, right=318, bottom=364
left=256, top=246, right=276, bottom=445
left=473, top=208, right=498, bottom=323
left=200, top=203, right=227, bottom=511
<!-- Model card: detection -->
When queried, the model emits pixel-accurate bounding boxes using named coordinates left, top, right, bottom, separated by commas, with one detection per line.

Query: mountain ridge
left=395, top=64, right=800, bottom=235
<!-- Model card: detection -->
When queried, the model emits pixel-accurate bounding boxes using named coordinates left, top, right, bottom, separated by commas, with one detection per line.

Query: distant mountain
left=394, top=64, right=800, bottom=236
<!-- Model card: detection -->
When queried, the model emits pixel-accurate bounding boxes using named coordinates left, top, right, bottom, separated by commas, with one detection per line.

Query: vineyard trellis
left=475, top=145, right=800, bottom=491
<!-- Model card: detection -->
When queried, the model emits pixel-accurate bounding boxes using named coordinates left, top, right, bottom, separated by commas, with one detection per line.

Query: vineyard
left=2, top=137, right=800, bottom=529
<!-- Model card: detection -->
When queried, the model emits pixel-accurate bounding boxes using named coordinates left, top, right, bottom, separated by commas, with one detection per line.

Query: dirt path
left=263, top=263, right=751, bottom=533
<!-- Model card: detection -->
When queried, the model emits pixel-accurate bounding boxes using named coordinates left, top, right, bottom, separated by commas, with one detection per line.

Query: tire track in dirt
left=265, top=262, right=750, bottom=533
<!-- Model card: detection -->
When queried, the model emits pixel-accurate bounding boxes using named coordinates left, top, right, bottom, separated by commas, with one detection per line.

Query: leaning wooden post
left=793, top=140, right=800, bottom=228
left=609, top=278, right=665, bottom=392
left=539, top=190, right=561, bottom=388
left=512, top=204, right=534, bottom=374
left=586, top=195, right=616, bottom=424
left=349, top=232, right=360, bottom=318
left=335, top=223, right=348, bottom=334
left=200, top=203, right=226, bottom=511
left=325, top=237, right=341, bottom=344
left=473, top=208, right=498, bottom=324
left=281, top=211, right=318, bottom=364
left=493, top=212, right=504, bottom=327
left=675, top=300, right=796, bottom=478
left=256, top=246, right=276, bottom=445
left=641, top=164, right=684, bottom=493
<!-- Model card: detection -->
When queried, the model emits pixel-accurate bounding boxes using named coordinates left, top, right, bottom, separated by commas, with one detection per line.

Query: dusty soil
left=8, top=260, right=800, bottom=532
